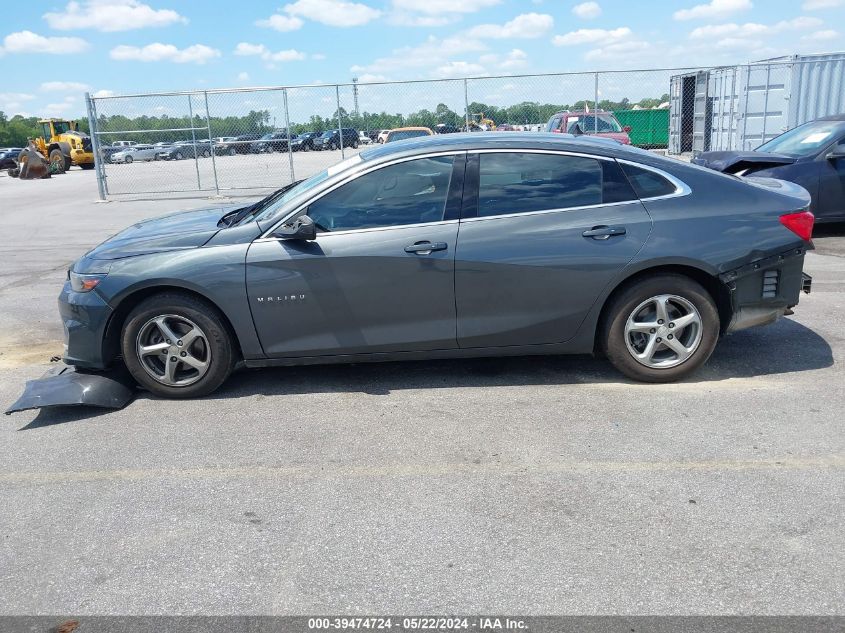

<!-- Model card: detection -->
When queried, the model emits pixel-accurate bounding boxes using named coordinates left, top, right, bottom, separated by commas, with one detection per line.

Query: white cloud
left=356, top=73, right=388, bottom=82
left=40, top=81, right=90, bottom=92
left=552, top=26, right=631, bottom=45
left=674, top=0, right=752, bottom=21
left=572, top=2, right=602, bottom=19
left=391, top=0, right=501, bottom=14
left=44, top=0, right=187, bottom=32
left=0, top=31, right=90, bottom=55
left=387, top=12, right=456, bottom=26
left=92, top=89, right=115, bottom=98
left=466, top=13, right=553, bottom=39
left=312, top=52, right=326, bottom=60
left=234, top=42, right=307, bottom=63
left=256, top=13, right=304, bottom=32
left=432, top=60, right=486, bottom=78
left=283, top=0, right=381, bottom=26
left=351, top=35, right=487, bottom=75
left=110, top=43, right=220, bottom=63
left=804, top=28, right=839, bottom=39
left=689, top=17, right=822, bottom=39
left=0, top=92, right=36, bottom=115
left=584, top=39, right=652, bottom=61
left=43, top=95, right=82, bottom=118
left=237, top=72, right=250, bottom=81
left=802, top=0, right=843, bottom=8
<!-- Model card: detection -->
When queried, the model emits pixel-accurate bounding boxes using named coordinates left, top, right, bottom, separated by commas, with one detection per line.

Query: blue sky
left=1, top=0, right=844, bottom=119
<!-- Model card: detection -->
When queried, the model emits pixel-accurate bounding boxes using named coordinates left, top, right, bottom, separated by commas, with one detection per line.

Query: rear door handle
left=405, top=241, right=448, bottom=255
left=582, top=225, right=626, bottom=240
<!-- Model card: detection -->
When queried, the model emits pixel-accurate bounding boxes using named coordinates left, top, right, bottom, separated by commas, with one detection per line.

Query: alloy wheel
left=624, top=294, right=702, bottom=369
left=136, top=314, right=211, bottom=387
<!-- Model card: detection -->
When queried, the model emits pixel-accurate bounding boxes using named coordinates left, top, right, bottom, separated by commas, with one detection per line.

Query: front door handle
left=582, top=225, right=626, bottom=240
left=405, top=241, right=448, bottom=255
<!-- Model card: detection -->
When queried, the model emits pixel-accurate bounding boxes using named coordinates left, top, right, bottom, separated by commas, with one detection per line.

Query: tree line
left=0, top=94, right=668, bottom=147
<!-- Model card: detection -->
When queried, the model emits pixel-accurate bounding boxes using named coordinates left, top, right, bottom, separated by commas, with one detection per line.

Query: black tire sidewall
left=121, top=293, right=235, bottom=398
left=601, top=274, right=720, bottom=383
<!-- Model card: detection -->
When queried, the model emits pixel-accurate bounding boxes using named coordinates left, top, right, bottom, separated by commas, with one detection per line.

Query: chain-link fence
left=84, top=56, right=845, bottom=199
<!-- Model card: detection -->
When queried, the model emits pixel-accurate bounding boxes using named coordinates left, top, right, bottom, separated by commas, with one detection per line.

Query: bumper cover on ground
left=5, top=364, right=136, bottom=415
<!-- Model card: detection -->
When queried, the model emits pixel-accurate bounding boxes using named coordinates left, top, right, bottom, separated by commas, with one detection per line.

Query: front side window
left=477, top=152, right=608, bottom=217
left=307, top=155, right=455, bottom=232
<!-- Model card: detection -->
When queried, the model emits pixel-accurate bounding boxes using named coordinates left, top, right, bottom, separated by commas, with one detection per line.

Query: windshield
left=386, top=130, right=430, bottom=142
left=244, top=154, right=364, bottom=225
left=757, top=120, right=841, bottom=157
left=567, top=115, right=622, bottom=133
left=321, top=131, right=334, bottom=138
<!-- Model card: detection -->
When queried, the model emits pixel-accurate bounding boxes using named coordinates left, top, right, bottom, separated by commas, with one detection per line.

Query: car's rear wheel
left=601, top=274, right=719, bottom=383
left=174, top=151, right=183, bottom=160
left=124, top=155, right=133, bottom=164
left=229, top=148, right=236, bottom=156
left=121, top=293, right=235, bottom=398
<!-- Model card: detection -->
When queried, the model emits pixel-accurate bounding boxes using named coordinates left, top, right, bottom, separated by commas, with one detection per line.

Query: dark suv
left=251, top=131, right=291, bottom=153
left=546, top=111, right=631, bottom=144
left=219, top=134, right=261, bottom=155
left=314, top=128, right=359, bottom=151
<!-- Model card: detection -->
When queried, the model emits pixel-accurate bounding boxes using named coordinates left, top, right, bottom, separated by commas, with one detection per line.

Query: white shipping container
left=669, top=52, right=845, bottom=154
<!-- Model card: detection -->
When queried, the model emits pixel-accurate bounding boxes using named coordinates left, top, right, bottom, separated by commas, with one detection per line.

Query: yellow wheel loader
left=20, top=119, right=95, bottom=174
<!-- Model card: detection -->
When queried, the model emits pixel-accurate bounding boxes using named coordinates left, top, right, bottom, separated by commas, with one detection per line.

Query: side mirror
left=623, top=125, right=632, bottom=133
left=826, top=143, right=845, bottom=160
left=274, top=215, right=316, bottom=241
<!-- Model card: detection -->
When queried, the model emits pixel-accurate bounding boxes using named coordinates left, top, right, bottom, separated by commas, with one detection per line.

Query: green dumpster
left=613, top=109, right=669, bottom=148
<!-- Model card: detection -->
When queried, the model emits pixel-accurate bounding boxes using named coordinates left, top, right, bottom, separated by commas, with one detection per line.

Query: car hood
left=84, top=206, right=234, bottom=260
left=692, top=151, right=796, bottom=173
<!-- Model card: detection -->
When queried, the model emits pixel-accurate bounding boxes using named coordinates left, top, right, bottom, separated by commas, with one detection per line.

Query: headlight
left=69, top=271, right=107, bottom=292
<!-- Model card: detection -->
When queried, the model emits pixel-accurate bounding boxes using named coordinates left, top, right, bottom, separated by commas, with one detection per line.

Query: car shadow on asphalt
left=210, top=316, right=834, bottom=400
left=16, top=316, right=833, bottom=428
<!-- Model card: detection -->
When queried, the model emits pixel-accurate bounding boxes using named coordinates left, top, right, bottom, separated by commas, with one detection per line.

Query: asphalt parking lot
left=0, top=168, right=843, bottom=615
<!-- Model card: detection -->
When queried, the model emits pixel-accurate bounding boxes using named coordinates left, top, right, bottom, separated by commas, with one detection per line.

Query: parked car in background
left=377, top=129, right=391, bottom=144
left=251, top=131, right=291, bottom=153
left=213, top=137, right=238, bottom=153
left=435, top=124, right=460, bottom=134
left=384, top=127, right=434, bottom=143
left=158, top=140, right=213, bottom=160
left=692, top=114, right=845, bottom=223
left=496, top=124, right=518, bottom=131
left=54, top=132, right=814, bottom=399
left=112, top=144, right=161, bottom=163
left=0, top=147, right=24, bottom=169
left=358, top=131, right=373, bottom=145
left=314, top=128, right=359, bottom=150
left=290, top=131, right=320, bottom=152
left=218, top=134, right=262, bottom=155
left=546, top=110, right=631, bottom=145
left=111, top=140, right=138, bottom=148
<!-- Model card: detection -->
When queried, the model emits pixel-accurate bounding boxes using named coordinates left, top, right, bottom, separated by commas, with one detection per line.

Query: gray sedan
left=58, top=133, right=814, bottom=398
left=111, top=144, right=162, bottom=164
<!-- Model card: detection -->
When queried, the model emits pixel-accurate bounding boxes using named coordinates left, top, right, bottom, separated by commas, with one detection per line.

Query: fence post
left=85, top=92, right=107, bottom=201
left=283, top=88, right=295, bottom=184
left=335, top=84, right=345, bottom=159
left=203, top=91, right=220, bottom=196
left=594, top=72, right=599, bottom=133
left=187, top=95, right=201, bottom=191
left=464, top=78, right=470, bottom=130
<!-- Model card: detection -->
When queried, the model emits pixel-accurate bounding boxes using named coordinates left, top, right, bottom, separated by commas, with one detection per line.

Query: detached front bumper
left=58, top=282, right=114, bottom=369
left=720, top=246, right=811, bottom=333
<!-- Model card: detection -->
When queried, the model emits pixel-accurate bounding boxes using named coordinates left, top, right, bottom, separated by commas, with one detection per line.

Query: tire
left=175, top=151, right=183, bottom=160
left=202, top=149, right=210, bottom=158
left=352, top=140, right=359, bottom=149
left=600, top=274, right=720, bottom=383
left=124, top=155, right=133, bottom=164
left=80, top=163, right=95, bottom=170
left=49, top=149, right=66, bottom=173
left=229, top=148, right=236, bottom=156
left=121, top=292, right=236, bottom=398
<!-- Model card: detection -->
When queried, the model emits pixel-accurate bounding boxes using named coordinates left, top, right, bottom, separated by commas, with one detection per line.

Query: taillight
left=779, top=210, right=814, bottom=241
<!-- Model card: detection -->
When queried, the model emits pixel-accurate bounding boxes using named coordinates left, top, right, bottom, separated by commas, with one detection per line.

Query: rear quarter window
left=620, top=163, right=678, bottom=199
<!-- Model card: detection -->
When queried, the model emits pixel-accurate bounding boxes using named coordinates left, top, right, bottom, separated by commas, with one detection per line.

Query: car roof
left=360, top=131, right=647, bottom=162
left=390, top=127, right=433, bottom=132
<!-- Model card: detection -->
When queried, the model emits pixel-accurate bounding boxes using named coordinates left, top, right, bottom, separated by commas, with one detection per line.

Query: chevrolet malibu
left=61, top=133, right=814, bottom=398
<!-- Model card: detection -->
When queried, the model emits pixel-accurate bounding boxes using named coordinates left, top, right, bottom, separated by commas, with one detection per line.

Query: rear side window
left=475, top=152, right=637, bottom=217
left=620, top=163, right=678, bottom=198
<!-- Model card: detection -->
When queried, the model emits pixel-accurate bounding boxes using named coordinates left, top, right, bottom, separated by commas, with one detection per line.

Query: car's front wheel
left=121, top=293, right=235, bottom=398
left=601, top=274, right=719, bottom=383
